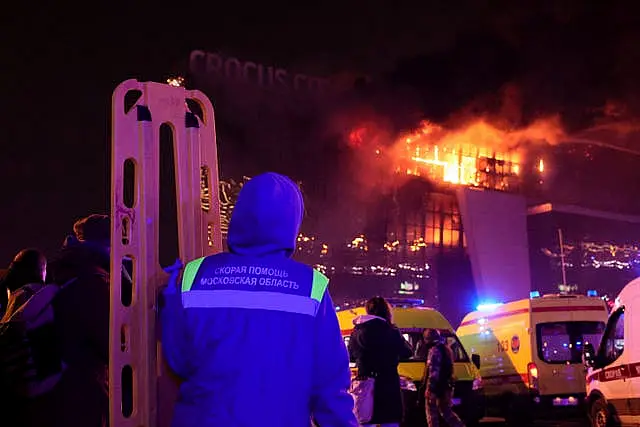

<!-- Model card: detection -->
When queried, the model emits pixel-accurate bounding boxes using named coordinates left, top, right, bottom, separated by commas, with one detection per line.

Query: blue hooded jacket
left=161, top=172, right=356, bottom=427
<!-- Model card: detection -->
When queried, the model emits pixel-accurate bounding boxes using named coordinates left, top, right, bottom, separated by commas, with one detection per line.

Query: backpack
left=0, top=278, right=76, bottom=398
left=438, top=343, right=454, bottom=387
left=419, top=343, right=454, bottom=400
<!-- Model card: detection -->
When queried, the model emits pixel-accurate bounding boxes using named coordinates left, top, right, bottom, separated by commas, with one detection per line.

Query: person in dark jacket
left=29, top=214, right=112, bottom=427
left=0, top=248, right=47, bottom=427
left=423, top=329, right=464, bottom=427
left=348, top=296, right=413, bottom=426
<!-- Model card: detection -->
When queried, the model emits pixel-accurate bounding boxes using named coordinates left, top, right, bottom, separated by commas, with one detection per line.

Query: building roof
left=527, top=203, right=640, bottom=224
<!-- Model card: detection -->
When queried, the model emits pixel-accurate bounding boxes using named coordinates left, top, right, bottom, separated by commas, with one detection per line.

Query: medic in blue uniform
left=161, top=172, right=357, bottom=427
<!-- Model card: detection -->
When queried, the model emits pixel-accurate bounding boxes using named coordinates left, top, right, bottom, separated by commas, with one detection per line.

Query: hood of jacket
left=227, top=172, right=304, bottom=258
left=353, top=314, right=388, bottom=326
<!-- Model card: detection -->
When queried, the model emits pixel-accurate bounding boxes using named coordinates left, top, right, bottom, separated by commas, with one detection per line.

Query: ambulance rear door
left=531, top=297, right=607, bottom=401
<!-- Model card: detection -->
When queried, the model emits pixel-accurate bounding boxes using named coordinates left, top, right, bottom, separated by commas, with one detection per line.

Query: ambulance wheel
left=590, top=398, right=617, bottom=427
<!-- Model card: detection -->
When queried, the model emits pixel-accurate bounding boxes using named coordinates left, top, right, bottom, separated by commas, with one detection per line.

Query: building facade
left=187, top=49, right=640, bottom=326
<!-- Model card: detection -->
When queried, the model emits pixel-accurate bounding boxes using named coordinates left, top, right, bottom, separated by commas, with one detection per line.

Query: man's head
left=5, top=248, right=47, bottom=290
left=423, top=328, right=441, bottom=345
left=227, top=173, right=304, bottom=257
left=73, top=214, right=111, bottom=252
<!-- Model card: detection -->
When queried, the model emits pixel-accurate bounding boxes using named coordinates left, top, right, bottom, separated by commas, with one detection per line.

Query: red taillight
left=527, top=362, right=539, bottom=390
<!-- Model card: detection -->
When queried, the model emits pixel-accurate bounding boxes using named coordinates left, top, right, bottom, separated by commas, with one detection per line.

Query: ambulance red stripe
left=587, top=362, right=640, bottom=383
left=532, top=306, right=606, bottom=313
left=458, top=308, right=529, bottom=327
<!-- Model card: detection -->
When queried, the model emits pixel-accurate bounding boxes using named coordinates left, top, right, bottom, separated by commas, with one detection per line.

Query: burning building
left=186, top=48, right=640, bottom=324
left=353, top=119, right=549, bottom=323
left=345, top=115, right=640, bottom=324
left=400, top=121, right=522, bottom=190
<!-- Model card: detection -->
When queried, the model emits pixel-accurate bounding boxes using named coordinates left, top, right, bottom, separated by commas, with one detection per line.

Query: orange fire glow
left=390, top=117, right=563, bottom=188
left=348, top=127, right=367, bottom=148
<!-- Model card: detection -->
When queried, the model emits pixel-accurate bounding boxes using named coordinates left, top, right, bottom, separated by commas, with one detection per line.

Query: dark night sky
left=3, top=1, right=640, bottom=264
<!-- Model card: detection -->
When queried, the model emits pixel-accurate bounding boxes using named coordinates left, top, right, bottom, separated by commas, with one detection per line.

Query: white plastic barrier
left=110, top=80, right=222, bottom=427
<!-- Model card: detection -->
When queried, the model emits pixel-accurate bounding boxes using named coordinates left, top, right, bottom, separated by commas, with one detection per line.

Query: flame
left=348, top=234, right=368, bottom=251
left=409, top=238, right=427, bottom=252
left=384, top=240, right=400, bottom=252
left=392, top=117, right=564, bottom=187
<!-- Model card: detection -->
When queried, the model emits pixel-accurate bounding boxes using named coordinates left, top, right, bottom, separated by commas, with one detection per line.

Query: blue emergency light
left=476, top=302, right=503, bottom=312
left=587, top=290, right=598, bottom=297
left=530, top=291, right=541, bottom=298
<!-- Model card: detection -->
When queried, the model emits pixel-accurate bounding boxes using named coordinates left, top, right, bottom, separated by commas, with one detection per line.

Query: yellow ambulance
left=456, top=292, right=608, bottom=426
left=338, top=298, right=485, bottom=426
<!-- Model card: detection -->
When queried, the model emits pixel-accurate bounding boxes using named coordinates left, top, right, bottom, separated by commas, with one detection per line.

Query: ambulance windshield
left=405, top=330, right=470, bottom=363
left=537, top=321, right=605, bottom=364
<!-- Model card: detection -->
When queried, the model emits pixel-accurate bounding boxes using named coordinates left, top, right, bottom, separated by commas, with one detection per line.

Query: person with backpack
left=422, top=329, right=465, bottom=427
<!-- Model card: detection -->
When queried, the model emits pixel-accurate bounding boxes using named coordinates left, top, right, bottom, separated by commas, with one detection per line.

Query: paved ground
left=480, top=418, right=587, bottom=426
left=396, top=417, right=587, bottom=426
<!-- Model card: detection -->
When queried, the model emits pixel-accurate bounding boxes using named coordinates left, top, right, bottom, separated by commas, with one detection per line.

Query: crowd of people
left=0, top=173, right=462, bottom=427
left=0, top=214, right=112, bottom=427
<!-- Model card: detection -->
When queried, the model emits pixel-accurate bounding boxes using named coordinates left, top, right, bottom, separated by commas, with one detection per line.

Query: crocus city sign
left=189, top=50, right=331, bottom=95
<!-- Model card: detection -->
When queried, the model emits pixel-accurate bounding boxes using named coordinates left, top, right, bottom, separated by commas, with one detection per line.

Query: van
left=456, top=293, right=608, bottom=425
left=583, top=277, right=640, bottom=427
left=337, top=298, right=484, bottom=426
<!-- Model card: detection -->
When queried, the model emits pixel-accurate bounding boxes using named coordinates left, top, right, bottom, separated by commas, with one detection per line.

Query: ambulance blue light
left=587, top=290, right=598, bottom=297
left=476, top=302, right=503, bottom=312
left=530, top=291, right=541, bottom=298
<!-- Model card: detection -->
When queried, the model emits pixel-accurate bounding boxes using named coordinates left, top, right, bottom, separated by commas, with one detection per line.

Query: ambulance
left=456, top=292, right=608, bottom=425
left=338, top=298, right=485, bottom=426
left=583, top=277, right=640, bottom=427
